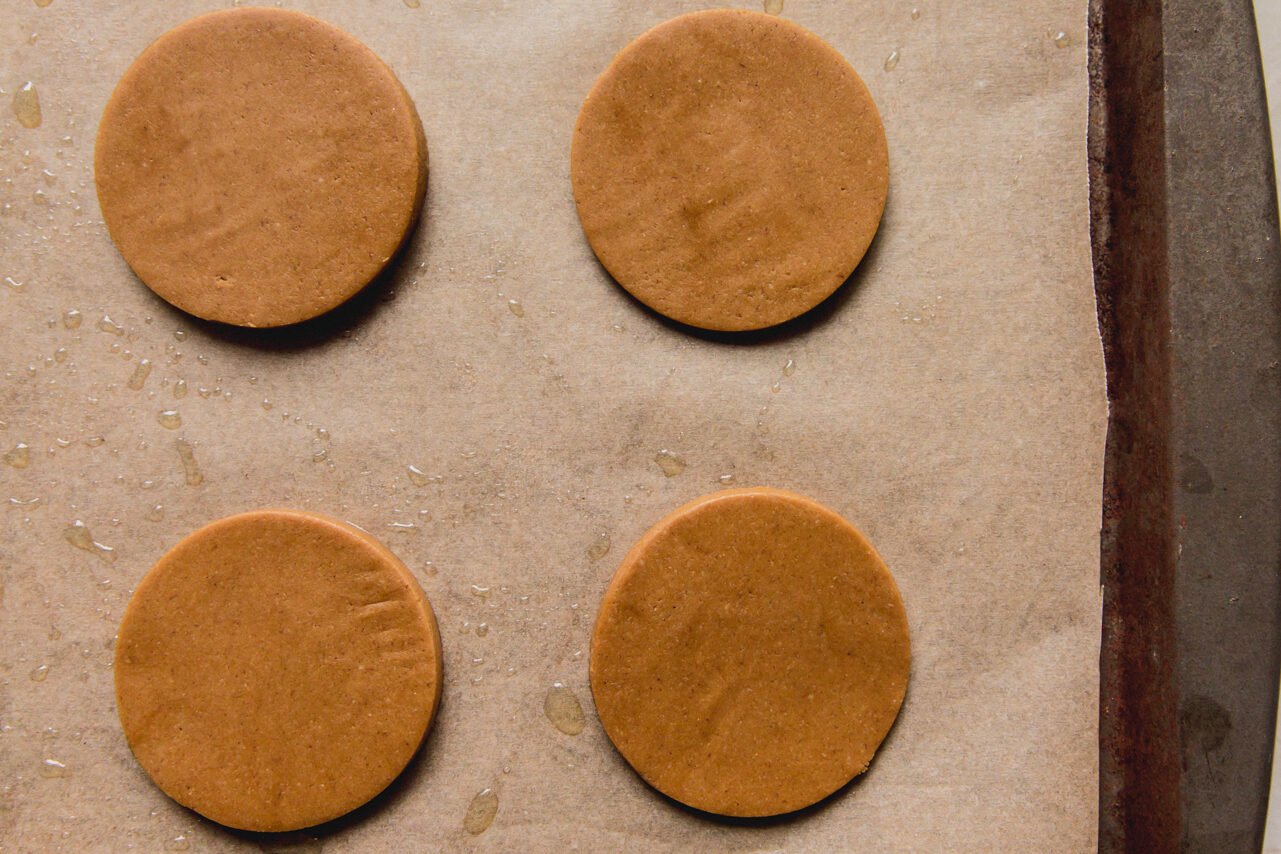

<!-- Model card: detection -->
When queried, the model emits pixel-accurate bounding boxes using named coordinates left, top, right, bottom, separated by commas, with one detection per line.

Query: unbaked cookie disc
left=114, top=510, right=443, bottom=832
left=590, top=488, right=909, bottom=817
left=95, top=8, right=428, bottom=328
left=571, top=10, right=888, bottom=332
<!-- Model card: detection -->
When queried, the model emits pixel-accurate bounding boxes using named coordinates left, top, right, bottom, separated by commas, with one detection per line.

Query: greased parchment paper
left=1, top=1, right=1104, bottom=850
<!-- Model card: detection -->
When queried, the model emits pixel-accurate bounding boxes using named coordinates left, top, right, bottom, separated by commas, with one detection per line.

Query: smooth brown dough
left=114, top=510, right=443, bottom=832
left=95, top=8, right=428, bottom=328
left=571, top=10, right=888, bottom=332
left=590, top=488, right=910, bottom=817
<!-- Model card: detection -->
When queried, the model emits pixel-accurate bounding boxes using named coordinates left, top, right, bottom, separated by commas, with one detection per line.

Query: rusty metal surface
left=1091, top=0, right=1182, bottom=848
left=1092, top=0, right=1281, bottom=850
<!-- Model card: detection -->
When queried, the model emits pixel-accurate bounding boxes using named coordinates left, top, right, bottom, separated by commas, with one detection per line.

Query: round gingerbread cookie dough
left=114, top=510, right=443, bottom=832
left=590, top=488, right=909, bottom=817
left=571, top=10, right=888, bottom=332
left=95, top=8, right=428, bottom=328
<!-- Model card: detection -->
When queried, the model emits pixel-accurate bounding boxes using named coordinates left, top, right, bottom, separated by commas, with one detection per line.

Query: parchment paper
left=0, top=1, right=1105, bottom=850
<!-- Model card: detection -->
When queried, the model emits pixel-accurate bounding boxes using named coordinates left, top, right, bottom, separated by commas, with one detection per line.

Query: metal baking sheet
left=1090, top=0, right=1281, bottom=848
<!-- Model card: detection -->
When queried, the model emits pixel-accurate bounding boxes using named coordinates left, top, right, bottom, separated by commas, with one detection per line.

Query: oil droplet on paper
left=165, top=836, right=190, bottom=852
left=157, top=410, right=182, bottom=430
left=471, top=584, right=491, bottom=599
left=173, top=379, right=188, bottom=399
left=13, top=82, right=42, bottom=129
left=756, top=404, right=771, bottom=435
left=1053, top=30, right=1070, bottom=48
left=654, top=449, right=685, bottom=477
left=407, top=464, right=431, bottom=486
left=176, top=438, right=203, bottom=486
left=4, top=443, right=31, bottom=469
left=507, top=299, right=525, bottom=318
left=64, top=520, right=116, bottom=562
left=544, top=682, right=586, bottom=735
left=718, top=473, right=736, bottom=485
left=763, top=0, right=783, bottom=15
left=97, top=314, right=124, bottom=336
left=35, top=0, right=54, bottom=7
left=3, top=276, right=24, bottom=292
left=30, top=664, right=49, bottom=682
left=404, top=0, right=421, bottom=7
left=84, top=436, right=104, bottom=448
left=783, top=358, right=796, bottom=377
left=40, top=759, right=70, bottom=779
left=884, top=50, right=901, bottom=72
left=62, top=309, right=81, bottom=329
left=475, top=622, right=489, bottom=637
left=126, top=358, right=153, bottom=390
left=911, top=6, right=921, bottom=20
left=54, top=347, right=68, bottom=363
left=147, top=504, right=164, bottom=522
left=464, top=788, right=498, bottom=835
left=586, top=532, right=611, bottom=561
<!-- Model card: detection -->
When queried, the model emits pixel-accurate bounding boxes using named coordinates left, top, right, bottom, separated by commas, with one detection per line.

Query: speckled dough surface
left=114, top=510, right=443, bottom=832
left=571, top=10, right=888, bottom=332
left=590, top=488, right=910, bottom=817
left=95, top=8, right=428, bottom=327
